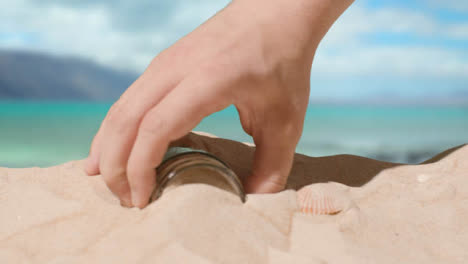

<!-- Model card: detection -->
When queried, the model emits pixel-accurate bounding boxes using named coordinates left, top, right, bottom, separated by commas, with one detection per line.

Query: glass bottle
left=149, top=147, right=245, bottom=203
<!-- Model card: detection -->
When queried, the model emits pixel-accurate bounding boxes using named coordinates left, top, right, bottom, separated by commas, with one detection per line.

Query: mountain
left=0, top=50, right=138, bottom=101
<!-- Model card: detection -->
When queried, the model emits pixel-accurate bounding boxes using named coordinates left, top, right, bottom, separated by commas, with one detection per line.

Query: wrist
left=230, top=0, right=353, bottom=59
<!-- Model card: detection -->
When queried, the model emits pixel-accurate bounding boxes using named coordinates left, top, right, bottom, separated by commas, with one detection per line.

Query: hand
left=85, top=0, right=353, bottom=208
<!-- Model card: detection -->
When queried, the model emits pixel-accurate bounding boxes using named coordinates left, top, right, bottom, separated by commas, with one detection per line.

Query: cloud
left=0, top=0, right=467, bottom=88
left=428, top=0, right=468, bottom=12
left=314, top=45, right=468, bottom=77
left=314, top=3, right=468, bottom=79
left=0, top=0, right=230, bottom=72
left=323, top=4, right=468, bottom=46
left=447, top=23, right=468, bottom=39
left=0, top=32, right=37, bottom=49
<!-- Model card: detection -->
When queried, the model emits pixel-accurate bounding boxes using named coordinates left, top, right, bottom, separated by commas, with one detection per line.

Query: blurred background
left=0, top=0, right=467, bottom=168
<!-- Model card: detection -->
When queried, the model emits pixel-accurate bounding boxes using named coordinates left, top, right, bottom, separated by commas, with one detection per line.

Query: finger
left=85, top=75, right=145, bottom=176
left=98, top=70, right=179, bottom=206
left=127, top=72, right=229, bottom=208
left=85, top=124, right=103, bottom=176
left=244, top=128, right=298, bottom=193
left=85, top=75, right=146, bottom=176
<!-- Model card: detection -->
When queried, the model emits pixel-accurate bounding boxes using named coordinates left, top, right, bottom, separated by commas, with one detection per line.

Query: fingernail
left=117, top=189, right=132, bottom=207
left=131, top=192, right=146, bottom=209
left=120, top=198, right=132, bottom=208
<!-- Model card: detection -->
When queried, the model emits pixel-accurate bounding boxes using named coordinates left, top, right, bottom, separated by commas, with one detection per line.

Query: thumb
left=244, top=130, right=298, bottom=193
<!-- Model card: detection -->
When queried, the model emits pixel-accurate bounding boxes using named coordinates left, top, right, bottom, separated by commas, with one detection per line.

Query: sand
left=0, top=131, right=467, bottom=263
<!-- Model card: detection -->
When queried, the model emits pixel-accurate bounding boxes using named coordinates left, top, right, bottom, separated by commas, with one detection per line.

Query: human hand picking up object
left=85, top=0, right=354, bottom=208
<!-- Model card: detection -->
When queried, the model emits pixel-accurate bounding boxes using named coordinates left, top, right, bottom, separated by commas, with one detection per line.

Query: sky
left=1, top=0, right=467, bottom=104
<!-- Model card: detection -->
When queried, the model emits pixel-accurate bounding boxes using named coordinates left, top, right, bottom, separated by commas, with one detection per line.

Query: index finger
left=127, top=71, right=230, bottom=208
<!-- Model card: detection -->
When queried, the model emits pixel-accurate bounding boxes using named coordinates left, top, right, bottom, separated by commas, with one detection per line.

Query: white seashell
left=297, top=183, right=353, bottom=215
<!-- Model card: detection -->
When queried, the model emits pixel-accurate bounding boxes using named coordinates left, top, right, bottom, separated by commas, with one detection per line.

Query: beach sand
left=1, top=132, right=467, bottom=263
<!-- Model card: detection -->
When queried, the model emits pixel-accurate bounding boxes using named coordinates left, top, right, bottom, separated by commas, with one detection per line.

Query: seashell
left=297, top=183, right=352, bottom=215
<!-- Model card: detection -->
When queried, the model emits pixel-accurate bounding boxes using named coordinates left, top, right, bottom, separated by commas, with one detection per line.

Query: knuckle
left=282, top=119, right=302, bottom=139
left=148, top=48, right=178, bottom=73
left=265, top=115, right=302, bottom=141
left=148, top=56, right=164, bottom=73
left=139, top=113, right=167, bottom=137
left=198, top=60, right=233, bottom=86
left=106, top=102, right=125, bottom=123
left=106, top=101, right=140, bottom=132
left=267, top=105, right=304, bottom=141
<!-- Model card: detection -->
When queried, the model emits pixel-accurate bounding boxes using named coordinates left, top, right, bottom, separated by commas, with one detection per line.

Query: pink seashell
left=297, top=183, right=352, bottom=215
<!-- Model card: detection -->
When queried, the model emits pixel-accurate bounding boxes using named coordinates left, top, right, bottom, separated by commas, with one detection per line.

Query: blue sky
left=0, top=0, right=467, bottom=104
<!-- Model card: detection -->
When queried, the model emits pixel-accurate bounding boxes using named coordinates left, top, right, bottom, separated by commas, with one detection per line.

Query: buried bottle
left=149, top=147, right=246, bottom=203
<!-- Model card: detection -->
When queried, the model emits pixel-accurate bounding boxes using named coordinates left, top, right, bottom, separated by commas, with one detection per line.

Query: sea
left=0, top=101, right=467, bottom=168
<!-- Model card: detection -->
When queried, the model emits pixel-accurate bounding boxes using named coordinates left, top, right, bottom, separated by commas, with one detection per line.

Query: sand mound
left=1, top=133, right=467, bottom=263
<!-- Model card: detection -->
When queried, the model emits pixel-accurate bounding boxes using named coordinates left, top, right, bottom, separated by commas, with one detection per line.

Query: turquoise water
left=1, top=101, right=467, bottom=167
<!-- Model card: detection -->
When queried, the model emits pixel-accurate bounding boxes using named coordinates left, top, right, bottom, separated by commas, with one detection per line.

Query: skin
left=85, top=0, right=354, bottom=208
